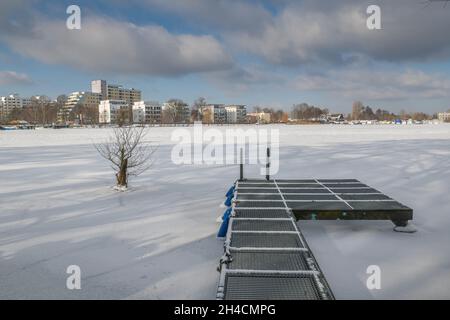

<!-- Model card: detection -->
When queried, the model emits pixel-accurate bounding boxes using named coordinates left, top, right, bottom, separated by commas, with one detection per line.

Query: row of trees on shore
left=2, top=95, right=446, bottom=125
left=289, top=101, right=443, bottom=122
left=350, top=101, right=436, bottom=122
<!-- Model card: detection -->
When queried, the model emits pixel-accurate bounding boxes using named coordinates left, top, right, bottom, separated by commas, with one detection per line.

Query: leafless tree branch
left=94, top=126, right=157, bottom=188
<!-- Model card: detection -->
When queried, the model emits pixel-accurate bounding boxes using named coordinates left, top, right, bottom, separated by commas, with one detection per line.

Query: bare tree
left=192, top=97, right=206, bottom=122
left=95, top=126, right=156, bottom=189
left=162, top=99, right=189, bottom=124
left=291, top=103, right=328, bottom=120
left=352, top=101, right=364, bottom=120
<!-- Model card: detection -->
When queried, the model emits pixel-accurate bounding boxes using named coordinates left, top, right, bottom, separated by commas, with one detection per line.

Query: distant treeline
left=287, top=101, right=439, bottom=121
left=290, top=103, right=328, bottom=120
left=350, top=101, right=435, bottom=121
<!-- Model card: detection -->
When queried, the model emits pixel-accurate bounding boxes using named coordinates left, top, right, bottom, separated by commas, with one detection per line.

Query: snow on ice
left=0, top=124, right=449, bottom=299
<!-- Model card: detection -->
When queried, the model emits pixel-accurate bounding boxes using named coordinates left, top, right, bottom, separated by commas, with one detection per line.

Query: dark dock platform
left=216, top=178, right=413, bottom=300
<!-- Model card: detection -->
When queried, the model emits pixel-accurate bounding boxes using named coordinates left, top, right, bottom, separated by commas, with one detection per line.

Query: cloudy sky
left=1, top=0, right=450, bottom=113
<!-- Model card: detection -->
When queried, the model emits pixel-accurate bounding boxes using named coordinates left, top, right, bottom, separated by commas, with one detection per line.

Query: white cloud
left=294, top=68, right=450, bottom=100
left=2, top=16, right=233, bottom=76
left=0, top=71, right=32, bottom=85
left=205, top=65, right=285, bottom=94
left=137, top=0, right=272, bottom=34
left=226, top=0, right=450, bottom=66
left=2, top=0, right=450, bottom=111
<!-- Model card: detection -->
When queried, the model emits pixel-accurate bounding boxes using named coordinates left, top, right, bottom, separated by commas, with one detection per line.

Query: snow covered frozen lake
left=1, top=124, right=449, bottom=299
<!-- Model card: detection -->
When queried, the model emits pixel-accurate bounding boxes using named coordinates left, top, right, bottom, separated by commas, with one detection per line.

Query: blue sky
left=1, top=0, right=450, bottom=113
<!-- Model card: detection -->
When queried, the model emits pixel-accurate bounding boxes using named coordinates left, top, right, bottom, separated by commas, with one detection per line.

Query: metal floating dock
left=217, top=178, right=413, bottom=300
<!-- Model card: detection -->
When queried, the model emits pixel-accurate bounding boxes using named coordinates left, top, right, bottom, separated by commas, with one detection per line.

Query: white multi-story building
left=132, top=104, right=145, bottom=124
left=22, top=95, right=52, bottom=109
left=438, top=112, right=450, bottom=122
left=91, top=80, right=141, bottom=106
left=225, top=106, right=237, bottom=123
left=99, top=100, right=129, bottom=124
left=22, top=97, right=32, bottom=108
left=58, top=91, right=101, bottom=122
left=132, top=101, right=161, bottom=124
left=200, top=104, right=247, bottom=124
left=225, top=105, right=247, bottom=124
left=200, top=104, right=226, bottom=124
left=32, top=95, right=51, bottom=104
left=91, top=80, right=107, bottom=99
left=1, top=94, right=23, bottom=121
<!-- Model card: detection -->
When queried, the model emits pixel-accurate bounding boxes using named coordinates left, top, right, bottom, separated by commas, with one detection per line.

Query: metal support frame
left=217, top=179, right=335, bottom=300
left=217, top=177, right=414, bottom=300
left=239, top=149, right=244, bottom=181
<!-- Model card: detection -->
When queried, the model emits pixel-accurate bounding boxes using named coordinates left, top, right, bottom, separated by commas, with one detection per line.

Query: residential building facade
left=91, top=80, right=141, bottom=105
left=438, top=112, right=450, bottom=122
left=0, top=94, right=23, bottom=122
left=200, top=104, right=247, bottom=124
left=225, top=105, right=247, bottom=124
left=132, top=101, right=161, bottom=124
left=200, top=104, right=226, bottom=124
left=22, top=95, right=52, bottom=109
left=58, top=91, right=101, bottom=123
left=21, top=97, right=32, bottom=108
left=99, top=100, right=129, bottom=124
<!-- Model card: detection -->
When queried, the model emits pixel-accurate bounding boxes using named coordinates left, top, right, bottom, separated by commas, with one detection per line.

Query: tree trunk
left=116, top=158, right=128, bottom=187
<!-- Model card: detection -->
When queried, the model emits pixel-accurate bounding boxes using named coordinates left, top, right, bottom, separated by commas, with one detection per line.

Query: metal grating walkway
left=236, top=179, right=413, bottom=223
left=224, top=273, right=323, bottom=300
left=217, top=178, right=413, bottom=299
left=216, top=179, right=335, bottom=300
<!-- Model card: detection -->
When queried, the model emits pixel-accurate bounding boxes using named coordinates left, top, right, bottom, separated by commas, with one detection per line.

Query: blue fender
left=224, top=194, right=234, bottom=207
left=225, top=186, right=235, bottom=198
left=221, top=208, right=232, bottom=220
left=218, top=209, right=232, bottom=237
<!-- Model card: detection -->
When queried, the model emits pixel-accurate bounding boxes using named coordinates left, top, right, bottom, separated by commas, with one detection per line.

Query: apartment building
left=91, top=80, right=141, bottom=106
left=200, top=104, right=247, bottom=124
left=132, top=101, right=161, bottom=124
left=0, top=94, right=23, bottom=122
left=58, top=91, right=101, bottom=123
left=200, top=104, right=226, bottom=124
left=225, top=105, right=247, bottom=124
left=22, top=97, right=32, bottom=108
left=22, top=95, right=52, bottom=108
left=99, top=100, right=129, bottom=124
left=438, top=112, right=450, bottom=122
